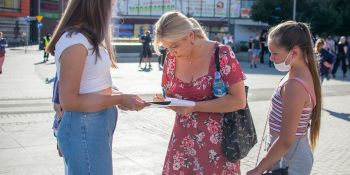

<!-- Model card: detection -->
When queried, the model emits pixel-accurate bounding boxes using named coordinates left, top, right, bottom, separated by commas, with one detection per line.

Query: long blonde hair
left=46, top=0, right=116, bottom=68
left=268, top=21, right=322, bottom=151
left=314, top=38, right=325, bottom=53
left=153, top=11, right=208, bottom=54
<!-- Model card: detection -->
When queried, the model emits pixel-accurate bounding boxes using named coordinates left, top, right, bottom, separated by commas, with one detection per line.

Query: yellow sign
left=36, top=16, right=43, bottom=22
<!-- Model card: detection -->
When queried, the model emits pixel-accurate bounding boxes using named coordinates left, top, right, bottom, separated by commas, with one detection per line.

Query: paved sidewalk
left=0, top=47, right=349, bottom=174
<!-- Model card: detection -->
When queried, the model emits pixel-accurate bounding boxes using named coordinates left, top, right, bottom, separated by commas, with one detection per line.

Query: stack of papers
left=147, top=97, right=195, bottom=108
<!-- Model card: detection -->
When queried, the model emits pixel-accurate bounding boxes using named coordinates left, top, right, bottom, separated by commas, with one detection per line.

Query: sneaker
left=254, top=64, right=257, bottom=68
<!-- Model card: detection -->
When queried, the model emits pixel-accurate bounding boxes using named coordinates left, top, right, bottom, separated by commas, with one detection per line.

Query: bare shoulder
left=60, top=44, right=88, bottom=63
left=281, top=79, right=309, bottom=104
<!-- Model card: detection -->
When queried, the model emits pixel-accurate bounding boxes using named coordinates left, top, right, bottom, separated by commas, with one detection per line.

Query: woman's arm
left=59, top=44, right=146, bottom=112
left=195, top=80, right=246, bottom=112
left=250, top=81, right=308, bottom=174
left=168, top=81, right=246, bottom=115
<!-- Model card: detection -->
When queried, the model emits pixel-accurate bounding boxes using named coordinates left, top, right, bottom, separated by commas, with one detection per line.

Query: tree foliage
left=251, top=0, right=350, bottom=36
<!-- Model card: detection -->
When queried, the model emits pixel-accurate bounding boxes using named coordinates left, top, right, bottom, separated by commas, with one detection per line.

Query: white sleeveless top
left=55, top=32, right=112, bottom=94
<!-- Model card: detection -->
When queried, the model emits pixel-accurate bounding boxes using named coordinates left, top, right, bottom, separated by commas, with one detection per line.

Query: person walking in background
left=42, top=33, right=51, bottom=62
left=325, top=35, right=336, bottom=54
left=158, top=45, right=167, bottom=70
left=314, top=38, right=335, bottom=82
left=259, top=30, right=268, bottom=64
left=248, top=36, right=254, bottom=66
left=153, top=11, right=246, bottom=174
left=247, top=21, right=322, bottom=175
left=251, top=35, right=260, bottom=68
left=0, top=32, right=8, bottom=74
left=45, top=0, right=148, bottom=174
left=331, top=36, right=348, bottom=78
left=139, top=30, right=153, bottom=69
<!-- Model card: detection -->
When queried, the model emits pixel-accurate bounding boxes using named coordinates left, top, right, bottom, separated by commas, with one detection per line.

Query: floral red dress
left=161, top=43, right=246, bottom=175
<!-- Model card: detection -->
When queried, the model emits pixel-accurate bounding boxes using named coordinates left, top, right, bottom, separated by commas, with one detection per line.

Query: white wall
left=234, top=25, right=265, bottom=43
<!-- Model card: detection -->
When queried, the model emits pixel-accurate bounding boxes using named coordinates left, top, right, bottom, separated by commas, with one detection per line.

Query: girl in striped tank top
left=247, top=21, right=322, bottom=175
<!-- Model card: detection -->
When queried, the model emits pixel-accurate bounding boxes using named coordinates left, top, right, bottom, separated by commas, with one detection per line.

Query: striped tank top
left=269, top=77, right=316, bottom=136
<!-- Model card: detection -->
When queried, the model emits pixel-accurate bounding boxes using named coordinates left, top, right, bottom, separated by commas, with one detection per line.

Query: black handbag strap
left=214, top=43, right=249, bottom=98
left=214, top=43, right=220, bottom=72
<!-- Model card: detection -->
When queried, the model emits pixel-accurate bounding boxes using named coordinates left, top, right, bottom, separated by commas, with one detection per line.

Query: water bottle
left=213, top=71, right=227, bottom=97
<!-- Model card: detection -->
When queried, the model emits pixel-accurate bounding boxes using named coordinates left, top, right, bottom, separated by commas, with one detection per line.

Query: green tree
left=251, top=0, right=350, bottom=36
left=251, top=0, right=293, bottom=25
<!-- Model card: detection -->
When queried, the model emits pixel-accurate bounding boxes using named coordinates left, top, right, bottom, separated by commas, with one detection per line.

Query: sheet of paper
left=146, top=97, right=195, bottom=108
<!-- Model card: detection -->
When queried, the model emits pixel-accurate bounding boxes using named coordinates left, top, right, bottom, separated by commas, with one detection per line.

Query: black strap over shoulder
left=215, top=43, right=220, bottom=72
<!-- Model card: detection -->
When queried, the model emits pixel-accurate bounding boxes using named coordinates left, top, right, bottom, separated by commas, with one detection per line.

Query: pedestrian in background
left=251, top=35, right=260, bottom=68
left=0, top=32, right=8, bottom=74
left=153, top=11, right=246, bottom=175
left=42, top=33, right=51, bottom=62
left=46, top=0, right=148, bottom=174
left=247, top=21, right=322, bottom=175
left=158, top=45, right=167, bottom=70
left=325, top=35, right=336, bottom=54
left=259, top=30, right=267, bottom=64
left=331, top=36, right=348, bottom=78
left=314, top=38, right=335, bottom=82
left=248, top=36, right=254, bottom=66
left=139, top=30, right=153, bottom=69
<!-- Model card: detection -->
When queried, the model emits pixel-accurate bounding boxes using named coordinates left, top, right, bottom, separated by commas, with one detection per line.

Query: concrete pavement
left=0, top=46, right=349, bottom=174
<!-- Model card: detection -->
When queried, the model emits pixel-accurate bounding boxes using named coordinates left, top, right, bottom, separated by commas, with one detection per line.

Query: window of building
left=0, top=0, right=21, bottom=12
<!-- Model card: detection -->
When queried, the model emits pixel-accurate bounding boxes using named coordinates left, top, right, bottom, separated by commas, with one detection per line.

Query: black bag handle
left=214, top=43, right=249, bottom=99
left=214, top=44, right=220, bottom=72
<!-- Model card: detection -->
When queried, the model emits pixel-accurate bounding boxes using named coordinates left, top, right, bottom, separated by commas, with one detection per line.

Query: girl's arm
left=252, top=81, right=309, bottom=174
left=59, top=44, right=146, bottom=112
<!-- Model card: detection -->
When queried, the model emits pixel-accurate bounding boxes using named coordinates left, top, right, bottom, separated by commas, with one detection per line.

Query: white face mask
left=274, top=52, right=292, bottom=72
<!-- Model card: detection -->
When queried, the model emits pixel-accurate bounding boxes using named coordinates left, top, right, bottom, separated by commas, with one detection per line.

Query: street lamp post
left=293, top=0, right=296, bottom=20
left=38, top=0, right=41, bottom=48
left=227, top=0, right=231, bottom=34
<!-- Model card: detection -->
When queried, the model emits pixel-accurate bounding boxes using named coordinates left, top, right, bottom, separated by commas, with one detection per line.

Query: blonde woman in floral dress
left=153, top=12, right=247, bottom=175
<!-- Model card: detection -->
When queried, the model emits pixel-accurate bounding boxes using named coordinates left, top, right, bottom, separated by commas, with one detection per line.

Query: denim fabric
left=57, top=106, right=118, bottom=175
left=266, top=134, right=313, bottom=175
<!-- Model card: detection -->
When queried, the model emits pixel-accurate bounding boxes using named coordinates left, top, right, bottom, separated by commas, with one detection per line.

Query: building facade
left=113, top=0, right=268, bottom=43
left=0, top=0, right=65, bottom=46
left=0, top=0, right=30, bottom=46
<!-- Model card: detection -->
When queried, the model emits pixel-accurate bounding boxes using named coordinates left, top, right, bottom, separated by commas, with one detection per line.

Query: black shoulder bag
left=214, top=45, right=258, bottom=163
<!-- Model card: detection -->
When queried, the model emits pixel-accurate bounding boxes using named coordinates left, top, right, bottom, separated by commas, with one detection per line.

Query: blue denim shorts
left=57, top=106, right=118, bottom=175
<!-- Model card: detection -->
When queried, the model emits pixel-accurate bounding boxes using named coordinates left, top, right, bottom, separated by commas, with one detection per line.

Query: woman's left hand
left=168, top=106, right=196, bottom=115
left=246, top=168, right=262, bottom=175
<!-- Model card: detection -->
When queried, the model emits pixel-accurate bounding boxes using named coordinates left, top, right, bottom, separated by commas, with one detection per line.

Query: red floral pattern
left=161, top=43, right=245, bottom=175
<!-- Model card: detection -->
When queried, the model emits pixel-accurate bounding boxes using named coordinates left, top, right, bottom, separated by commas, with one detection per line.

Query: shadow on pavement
left=34, top=61, right=47, bottom=65
left=323, top=108, right=350, bottom=121
left=45, top=77, right=55, bottom=84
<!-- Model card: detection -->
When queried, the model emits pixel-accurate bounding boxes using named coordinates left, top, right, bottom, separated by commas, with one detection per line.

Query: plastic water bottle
left=213, top=71, right=227, bottom=97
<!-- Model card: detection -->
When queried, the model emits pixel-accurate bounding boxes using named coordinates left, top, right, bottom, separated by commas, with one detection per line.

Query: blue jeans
left=57, top=106, right=118, bottom=175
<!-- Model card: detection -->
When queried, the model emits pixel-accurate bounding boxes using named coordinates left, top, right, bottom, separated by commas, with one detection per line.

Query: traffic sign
left=37, top=22, right=43, bottom=29
left=36, top=16, right=43, bottom=22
